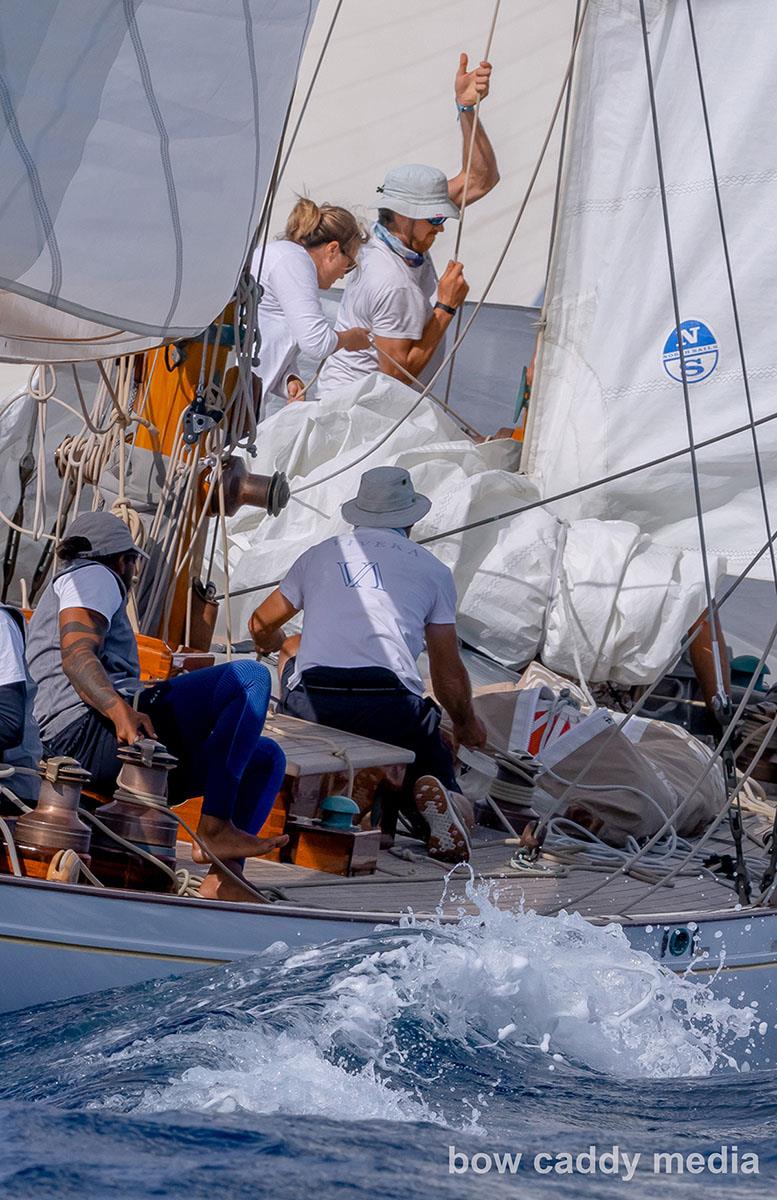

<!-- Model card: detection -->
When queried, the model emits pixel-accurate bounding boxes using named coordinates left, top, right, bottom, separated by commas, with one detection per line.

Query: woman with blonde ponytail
left=251, top=198, right=370, bottom=418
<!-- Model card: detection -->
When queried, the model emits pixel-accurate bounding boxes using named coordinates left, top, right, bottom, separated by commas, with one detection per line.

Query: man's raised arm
left=447, top=54, right=500, bottom=209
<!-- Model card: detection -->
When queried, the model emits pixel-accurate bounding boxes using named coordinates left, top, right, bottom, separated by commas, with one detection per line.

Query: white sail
left=279, top=0, right=577, bottom=306
left=524, top=0, right=777, bottom=583
left=0, top=0, right=318, bottom=362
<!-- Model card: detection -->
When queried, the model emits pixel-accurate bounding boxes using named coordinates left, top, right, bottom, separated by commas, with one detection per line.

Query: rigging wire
left=441, top=0, right=503, bottom=406
left=685, top=0, right=777, bottom=598
left=221, top=402, right=777, bottom=601
left=371, top=341, right=482, bottom=439
left=639, top=0, right=749, bottom=901
left=638, top=0, right=722, bottom=699
left=542, top=0, right=583, bottom=294
left=529, top=5, right=777, bottom=914
left=277, top=0, right=345, bottom=187
left=247, top=0, right=346, bottom=297
left=285, top=0, right=593, bottom=503
left=539, top=612, right=777, bottom=918
left=622, top=710, right=777, bottom=912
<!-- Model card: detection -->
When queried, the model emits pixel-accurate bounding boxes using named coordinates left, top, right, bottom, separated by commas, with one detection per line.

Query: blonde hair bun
left=284, top=197, right=367, bottom=252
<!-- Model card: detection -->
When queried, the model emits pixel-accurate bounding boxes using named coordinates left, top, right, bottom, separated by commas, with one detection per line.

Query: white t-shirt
left=252, top=240, right=339, bottom=417
left=52, top=563, right=123, bottom=623
left=280, top=528, right=457, bottom=695
left=0, top=609, right=26, bottom=686
left=317, top=234, right=442, bottom=395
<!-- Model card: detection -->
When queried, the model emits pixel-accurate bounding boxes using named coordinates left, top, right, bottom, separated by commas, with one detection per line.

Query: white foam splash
left=127, top=885, right=754, bottom=1123
left=135, top=1030, right=436, bottom=1123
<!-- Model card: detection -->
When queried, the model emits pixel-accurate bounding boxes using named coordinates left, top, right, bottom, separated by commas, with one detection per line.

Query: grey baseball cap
left=375, top=164, right=459, bottom=221
left=62, top=511, right=148, bottom=559
left=341, top=466, right=432, bottom=528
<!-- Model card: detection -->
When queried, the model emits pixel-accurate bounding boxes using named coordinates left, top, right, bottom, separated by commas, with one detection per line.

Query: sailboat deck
left=175, top=818, right=757, bottom=925
left=172, top=688, right=773, bottom=925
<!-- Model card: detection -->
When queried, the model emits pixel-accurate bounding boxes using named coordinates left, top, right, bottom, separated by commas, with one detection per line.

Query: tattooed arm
left=58, top=607, right=156, bottom=743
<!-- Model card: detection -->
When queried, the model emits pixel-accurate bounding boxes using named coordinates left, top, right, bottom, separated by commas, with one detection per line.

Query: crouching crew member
left=26, top=512, right=287, bottom=902
left=249, top=466, right=486, bottom=861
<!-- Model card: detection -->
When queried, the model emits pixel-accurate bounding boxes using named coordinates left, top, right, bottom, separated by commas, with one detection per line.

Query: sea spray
left=0, top=886, right=756, bottom=1130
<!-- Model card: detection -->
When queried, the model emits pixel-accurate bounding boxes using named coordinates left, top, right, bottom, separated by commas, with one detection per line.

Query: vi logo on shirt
left=338, top=561, right=385, bottom=590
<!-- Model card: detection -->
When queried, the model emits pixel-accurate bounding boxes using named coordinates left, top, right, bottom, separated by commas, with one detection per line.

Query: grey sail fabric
left=0, top=0, right=318, bottom=361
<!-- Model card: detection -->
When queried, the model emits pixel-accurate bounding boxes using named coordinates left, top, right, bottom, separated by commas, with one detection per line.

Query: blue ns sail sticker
left=662, top=320, right=718, bottom=383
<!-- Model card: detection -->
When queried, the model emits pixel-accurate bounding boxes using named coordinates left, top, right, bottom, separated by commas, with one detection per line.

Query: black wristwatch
left=434, top=301, right=457, bottom=316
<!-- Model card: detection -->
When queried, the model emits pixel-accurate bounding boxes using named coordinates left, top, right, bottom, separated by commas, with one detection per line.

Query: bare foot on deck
left=198, top=861, right=271, bottom=904
left=191, top=816, right=288, bottom=865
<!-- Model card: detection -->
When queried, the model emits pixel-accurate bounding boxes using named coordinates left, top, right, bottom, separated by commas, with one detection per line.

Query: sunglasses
left=339, top=245, right=358, bottom=272
left=426, top=216, right=447, bottom=227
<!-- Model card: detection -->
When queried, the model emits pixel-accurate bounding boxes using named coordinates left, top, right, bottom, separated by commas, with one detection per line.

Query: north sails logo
left=662, top=320, right=719, bottom=384
left=338, top=560, right=385, bottom=590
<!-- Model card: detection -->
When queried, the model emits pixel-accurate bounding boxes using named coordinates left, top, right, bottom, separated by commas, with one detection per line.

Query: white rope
left=556, top=564, right=598, bottom=712
left=217, top=467, right=233, bottom=660
left=0, top=815, right=23, bottom=876
left=559, top=703, right=777, bottom=917
left=442, top=0, right=503, bottom=405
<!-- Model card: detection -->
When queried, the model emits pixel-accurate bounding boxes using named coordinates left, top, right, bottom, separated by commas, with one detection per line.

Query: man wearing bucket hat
left=249, top=466, right=487, bottom=862
left=317, top=54, right=498, bottom=398
left=26, top=511, right=288, bottom=901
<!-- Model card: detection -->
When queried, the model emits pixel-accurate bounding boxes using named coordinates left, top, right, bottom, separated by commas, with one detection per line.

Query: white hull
left=2, top=874, right=777, bottom=1027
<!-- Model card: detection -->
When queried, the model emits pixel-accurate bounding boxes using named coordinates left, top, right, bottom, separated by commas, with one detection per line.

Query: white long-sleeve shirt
left=252, top=240, right=338, bottom=418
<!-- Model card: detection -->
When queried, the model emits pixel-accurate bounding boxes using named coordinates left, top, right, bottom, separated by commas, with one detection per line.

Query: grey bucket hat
left=341, top=467, right=432, bottom=528
left=375, top=164, right=459, bottom=221
left=63, top=511, right=148, bottom=559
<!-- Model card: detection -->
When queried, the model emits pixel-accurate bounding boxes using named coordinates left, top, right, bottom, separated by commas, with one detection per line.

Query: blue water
left=0, top=894, right=773, bottom=1198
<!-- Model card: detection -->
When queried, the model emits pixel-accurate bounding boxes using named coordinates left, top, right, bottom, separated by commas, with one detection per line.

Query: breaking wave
left=0, top=884, right=758, bottom=1135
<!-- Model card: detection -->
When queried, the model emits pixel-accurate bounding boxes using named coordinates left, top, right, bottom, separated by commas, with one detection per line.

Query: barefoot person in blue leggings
left=26, top=512, right=287, bottom=903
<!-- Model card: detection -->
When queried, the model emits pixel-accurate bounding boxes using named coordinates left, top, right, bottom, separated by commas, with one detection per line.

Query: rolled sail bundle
left=469, top=677, right=724, bottom=847
left=217, top=374, right=718, bottom=686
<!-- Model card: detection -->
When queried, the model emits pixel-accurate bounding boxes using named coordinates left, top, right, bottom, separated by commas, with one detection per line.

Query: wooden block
left=264, top=714, right=415, bottom=778
left=136, top=634, right=175, bottom=682
left=173, top=793, right=288, bottom=863
left=171, top=796, right=203, bottom=844
left=171, top=650, right=216, bottom=673
left=283, top=764, right=407, bottom=823
left=258, top=793, right=289, bottom=862
left=283, top=819, right=381, bottom=876
left=283, top=772, right=341, bottom=819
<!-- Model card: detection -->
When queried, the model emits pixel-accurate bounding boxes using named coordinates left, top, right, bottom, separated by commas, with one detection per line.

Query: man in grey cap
left=26, top=511, right=288, bottom=901
left=249, top=466, right=487, bottom=861
left=317, top=54, right=498, bottom=398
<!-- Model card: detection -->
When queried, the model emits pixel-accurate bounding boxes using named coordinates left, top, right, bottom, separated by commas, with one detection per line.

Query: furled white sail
left=222, top=376, right=714, bottom=685
left=0, top=0, right=318, bottom=362
left=524, top=0, right=777, bottom=582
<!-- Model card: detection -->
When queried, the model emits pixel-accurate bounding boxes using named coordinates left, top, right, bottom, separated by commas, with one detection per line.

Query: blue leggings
left=139, top=660, right=286, bottom=834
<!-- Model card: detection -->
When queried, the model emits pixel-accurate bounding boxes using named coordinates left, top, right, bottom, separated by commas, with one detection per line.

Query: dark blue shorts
left=279, top=661, right=458, bottom=795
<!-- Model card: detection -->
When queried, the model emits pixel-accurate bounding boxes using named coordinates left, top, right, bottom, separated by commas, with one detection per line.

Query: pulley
left=182, top=385, right=224, bottom=445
